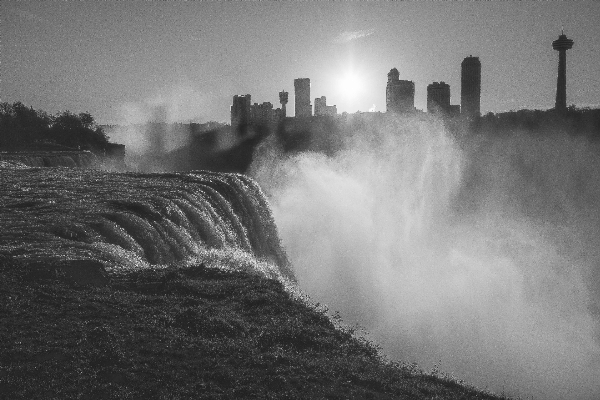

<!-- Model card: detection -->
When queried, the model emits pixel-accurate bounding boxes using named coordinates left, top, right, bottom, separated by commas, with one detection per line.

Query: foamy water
left=252, top=115, right=600, bottom=400
left=0, top=151, right=97, bottom=168
left=0, top=168, right=293, bottom=283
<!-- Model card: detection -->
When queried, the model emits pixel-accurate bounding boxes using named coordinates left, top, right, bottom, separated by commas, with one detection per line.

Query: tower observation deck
left=552, top=31, right=574, bottom=111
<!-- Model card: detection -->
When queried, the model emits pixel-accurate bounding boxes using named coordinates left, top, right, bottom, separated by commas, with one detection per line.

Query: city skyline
left=2, top=2, right=599, bottom=125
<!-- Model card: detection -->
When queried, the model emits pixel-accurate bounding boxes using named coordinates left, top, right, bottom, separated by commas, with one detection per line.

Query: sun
left=338, top=70, right=364, bottom=99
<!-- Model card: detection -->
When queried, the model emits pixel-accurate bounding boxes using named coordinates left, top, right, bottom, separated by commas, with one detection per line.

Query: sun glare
left=338, top=71, right=363, bottom=99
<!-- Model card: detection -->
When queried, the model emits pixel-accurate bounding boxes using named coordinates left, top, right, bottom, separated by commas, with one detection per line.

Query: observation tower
left=552, top=30, right=574, bottom=111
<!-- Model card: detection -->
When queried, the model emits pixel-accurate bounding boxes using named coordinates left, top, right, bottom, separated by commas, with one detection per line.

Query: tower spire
left=552, top=30, right=574, bottom=111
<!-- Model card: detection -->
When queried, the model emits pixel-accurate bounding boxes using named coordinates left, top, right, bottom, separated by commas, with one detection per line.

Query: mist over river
left=251, top=115, right=600, bottom=400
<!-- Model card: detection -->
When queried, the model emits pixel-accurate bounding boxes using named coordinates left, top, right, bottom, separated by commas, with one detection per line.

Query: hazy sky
left=2, top=1, right=599, bottom=124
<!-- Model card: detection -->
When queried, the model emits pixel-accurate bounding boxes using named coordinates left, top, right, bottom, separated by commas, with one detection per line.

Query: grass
left=0, top=256, right=508, bottom=399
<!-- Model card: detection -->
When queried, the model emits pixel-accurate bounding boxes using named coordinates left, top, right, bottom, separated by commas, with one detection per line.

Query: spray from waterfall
left=251, top=115, right=600, bottom=400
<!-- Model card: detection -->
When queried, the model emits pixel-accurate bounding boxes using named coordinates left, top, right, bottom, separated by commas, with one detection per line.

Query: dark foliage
left=474, top=107, right=600, bottom=138
left=0, top=102, right=109, bottom=151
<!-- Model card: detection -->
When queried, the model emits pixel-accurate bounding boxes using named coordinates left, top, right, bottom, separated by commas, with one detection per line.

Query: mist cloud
left=110, top=84, right=209, bottom=157
left=118, top=84, right=207, bottom=125
left=251, top=117, right=600, bottom=400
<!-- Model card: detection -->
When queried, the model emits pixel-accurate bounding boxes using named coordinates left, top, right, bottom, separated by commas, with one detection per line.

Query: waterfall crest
left=0, top=168, right=293, bottom=282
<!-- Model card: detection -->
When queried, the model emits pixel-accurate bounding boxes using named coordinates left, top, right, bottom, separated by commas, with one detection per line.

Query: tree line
left=473, top=106, right=600, bottom=138
left=0, top=102, right=109, bottom=151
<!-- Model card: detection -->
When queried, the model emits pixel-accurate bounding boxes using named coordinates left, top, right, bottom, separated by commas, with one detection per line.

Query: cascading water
left=0, top=168, right=293, bottom=283
left=0, top=151, right=97, bottom=168
left=251, top=116, right=600, bottom=400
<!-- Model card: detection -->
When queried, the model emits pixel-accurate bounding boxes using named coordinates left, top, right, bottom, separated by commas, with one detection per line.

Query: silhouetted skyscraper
left=552, top=31, right=574, bottom=112
left=461, top=56, right=481, bottom=118
left=279, top=90, right=289, bottom=118
left=294, top=78, right=311, bottom=118
left=231, top=94, right=251, bottom=127
left=386, top=68, right=415, bottom=113
left=427, top=81, right=451, bottom=114
left=250, top=102, right=275, bottom=125
left=314, top=96, right=337, bottom=117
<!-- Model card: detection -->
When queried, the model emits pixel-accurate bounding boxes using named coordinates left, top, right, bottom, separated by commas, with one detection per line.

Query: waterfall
left=0, top=168, right=294, bottom=283
left=0, top=151, right=97, bottom=168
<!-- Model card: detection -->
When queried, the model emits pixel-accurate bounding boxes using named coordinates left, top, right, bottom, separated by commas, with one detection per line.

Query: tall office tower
left=461, top=56, right=481, bottom=118
left=427, top=81, right=451, bottom=114
left=279, top=90, right=289, bottom=117
left=231, top=94, right=251, bottom=127
left=314, top=96, right=326, bottom=116
left=552, top=31, right=574, bottom=112
left=386, top=68, right=415, bottom=113
left=294, top=78, right=311, bottom=118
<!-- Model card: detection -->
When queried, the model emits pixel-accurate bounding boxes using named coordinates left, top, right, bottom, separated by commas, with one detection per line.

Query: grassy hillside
left=0, top=256, right=507, bottom=399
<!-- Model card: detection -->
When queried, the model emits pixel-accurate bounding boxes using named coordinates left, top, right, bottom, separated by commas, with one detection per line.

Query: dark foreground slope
left=0, top=258, right=505, bottom=400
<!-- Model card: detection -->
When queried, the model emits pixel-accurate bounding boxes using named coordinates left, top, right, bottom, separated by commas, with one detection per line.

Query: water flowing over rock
left=0, top=168, right=293, bottom=282
left=0, top=151, right=98, bottom=168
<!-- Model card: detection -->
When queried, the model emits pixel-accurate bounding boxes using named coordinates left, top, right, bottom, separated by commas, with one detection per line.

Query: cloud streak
left=333, top=29, right=375, bottom=44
